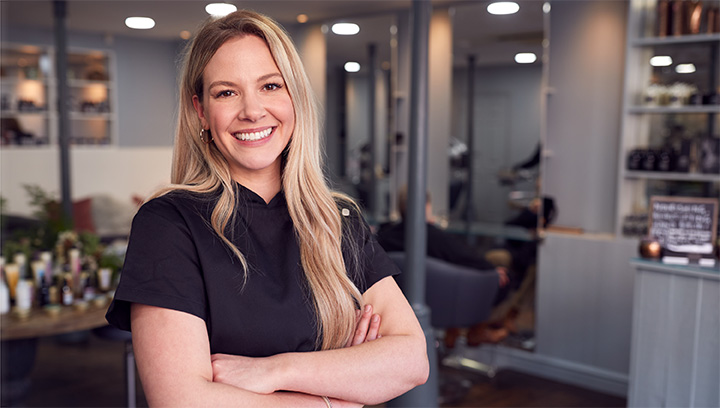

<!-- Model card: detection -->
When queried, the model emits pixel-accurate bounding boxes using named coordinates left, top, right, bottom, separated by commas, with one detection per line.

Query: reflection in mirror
left=447, top=0, right=547, bottom=350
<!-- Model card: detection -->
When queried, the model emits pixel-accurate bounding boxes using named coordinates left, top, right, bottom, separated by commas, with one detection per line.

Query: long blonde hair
left=154, top=10, right=363, bottom=350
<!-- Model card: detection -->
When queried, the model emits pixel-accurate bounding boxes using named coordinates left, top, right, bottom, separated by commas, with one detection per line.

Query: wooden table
left=1, top=300, right=111, bottom=341
left=0, top=297, right=135, bottom=407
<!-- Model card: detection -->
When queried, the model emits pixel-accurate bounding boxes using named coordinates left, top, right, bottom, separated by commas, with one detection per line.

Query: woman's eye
left=215, top=90, right=234, bottom=98
left=263, top=83, right=282, bottom=91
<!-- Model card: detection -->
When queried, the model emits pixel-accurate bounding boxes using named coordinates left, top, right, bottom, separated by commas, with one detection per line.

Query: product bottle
left=16, top=280, right=33, bottom=312
left=62, top=277, right=73, bottom=306
left=14, top=253, right=28, bottom=280
left=40, top=251, right=53, bottom=285
left=0, top=257, right=9, bottom=314
left=37, top=269, right=50, bottom=307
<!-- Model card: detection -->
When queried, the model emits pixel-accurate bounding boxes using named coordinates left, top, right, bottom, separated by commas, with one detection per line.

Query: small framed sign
left=649, top=196, right=719, bottom=267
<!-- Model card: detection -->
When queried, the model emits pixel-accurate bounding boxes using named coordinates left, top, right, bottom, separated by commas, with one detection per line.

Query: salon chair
left=387, top=252, right=499, bottom=403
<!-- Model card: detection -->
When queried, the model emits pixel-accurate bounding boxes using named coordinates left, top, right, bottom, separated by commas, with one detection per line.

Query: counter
left=628, top=259, right=719, bottom=408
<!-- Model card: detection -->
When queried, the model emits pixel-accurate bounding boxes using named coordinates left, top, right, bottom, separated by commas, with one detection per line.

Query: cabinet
left=628, top=259, right=720, bottom=407
left=618, top=0, right=720, bottom=237
left=0, top=43, right=116, bottom=146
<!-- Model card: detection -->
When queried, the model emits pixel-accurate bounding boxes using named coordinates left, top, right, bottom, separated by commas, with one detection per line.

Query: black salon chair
left=387, top=252, right=499, bottom=403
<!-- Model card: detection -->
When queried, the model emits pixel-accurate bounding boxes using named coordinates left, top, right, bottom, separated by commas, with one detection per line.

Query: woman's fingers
left=346, top=304, right=383, bottom=347
left=366, top=313, right=381, bottom=341
left=351, top=304, right=373, bottom=346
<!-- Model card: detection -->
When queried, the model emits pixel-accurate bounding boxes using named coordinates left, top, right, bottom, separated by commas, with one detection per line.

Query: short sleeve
left=341, top=206, right=400, bottom=293
left=105, top=197, right=207, bottom=331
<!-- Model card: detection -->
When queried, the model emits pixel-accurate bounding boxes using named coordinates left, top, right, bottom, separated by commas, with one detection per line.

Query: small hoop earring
left=200, top=128, right=213, bottom=144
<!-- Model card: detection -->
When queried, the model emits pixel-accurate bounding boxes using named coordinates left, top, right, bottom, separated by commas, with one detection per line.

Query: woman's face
left=193, top=35, right=295, bottom=185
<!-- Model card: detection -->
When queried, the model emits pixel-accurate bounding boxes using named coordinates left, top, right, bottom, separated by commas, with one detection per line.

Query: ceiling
left=1, top=0, right=545, bottom=71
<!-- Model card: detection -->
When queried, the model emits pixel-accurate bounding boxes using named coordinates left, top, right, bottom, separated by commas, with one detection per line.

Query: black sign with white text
left=649, top=196, right=718, bottom=266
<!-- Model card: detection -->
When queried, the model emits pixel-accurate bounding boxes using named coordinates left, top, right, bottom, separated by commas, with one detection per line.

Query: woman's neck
left=232, top=168, right=281, bottom=204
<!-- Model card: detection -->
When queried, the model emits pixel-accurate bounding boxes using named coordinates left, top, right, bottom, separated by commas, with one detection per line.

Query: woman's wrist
left=267, top=352, right=295, bottom=392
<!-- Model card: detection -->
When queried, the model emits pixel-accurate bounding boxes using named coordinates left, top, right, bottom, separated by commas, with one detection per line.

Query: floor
left=2, top=333, right=626, bottom=408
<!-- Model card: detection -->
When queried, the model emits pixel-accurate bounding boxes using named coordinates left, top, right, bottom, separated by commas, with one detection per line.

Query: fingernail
left=365, top=304, right=371, bottom=313
left=372, top=314, right=379, bottom=322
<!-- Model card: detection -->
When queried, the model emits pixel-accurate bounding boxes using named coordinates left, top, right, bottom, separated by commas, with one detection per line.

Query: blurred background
left=1, top=0, right=718, bottom=407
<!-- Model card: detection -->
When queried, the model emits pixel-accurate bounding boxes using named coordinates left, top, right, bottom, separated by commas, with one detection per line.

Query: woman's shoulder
left=138, top=188, right=217, bottom=221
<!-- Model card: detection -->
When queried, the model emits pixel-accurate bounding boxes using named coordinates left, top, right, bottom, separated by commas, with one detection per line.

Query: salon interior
left=1, top=0, right=719, bottom=407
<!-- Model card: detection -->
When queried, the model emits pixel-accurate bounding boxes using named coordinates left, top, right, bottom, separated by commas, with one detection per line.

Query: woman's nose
left=237, top=93, right=265, bottom=122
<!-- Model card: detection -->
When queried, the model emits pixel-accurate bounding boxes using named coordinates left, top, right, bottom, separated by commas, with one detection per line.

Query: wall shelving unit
left=0, top=43, right=116, bottom=147
left=617, top=0, right=720, bottom=237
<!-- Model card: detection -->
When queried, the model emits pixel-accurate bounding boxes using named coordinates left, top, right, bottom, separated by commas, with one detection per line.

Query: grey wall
left=543, top=0, right=627, bottom=233
left=4, top=27, right=179, bottom=147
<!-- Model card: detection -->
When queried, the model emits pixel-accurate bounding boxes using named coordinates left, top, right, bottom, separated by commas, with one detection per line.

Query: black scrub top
left=105, top=185, right=399, bottom=357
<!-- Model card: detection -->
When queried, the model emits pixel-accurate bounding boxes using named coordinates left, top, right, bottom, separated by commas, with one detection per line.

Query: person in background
left=376, top=186, right=512, bottom=346
left=106, top=10, right=428, bottom=407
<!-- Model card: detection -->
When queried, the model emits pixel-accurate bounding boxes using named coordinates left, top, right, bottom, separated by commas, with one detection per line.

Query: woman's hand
left=210, top=354, right=278, bottom=394
left=345, top=304, right=381, bottom=347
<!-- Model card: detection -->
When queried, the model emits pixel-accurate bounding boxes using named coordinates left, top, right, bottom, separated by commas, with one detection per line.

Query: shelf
left=68, top=79, right=112, bottom=88
left=0, top=77, right=49, bottom=85
left=627, top=105, right=720, bottom=114
left=1, top=110, right=49, bottom=117
left=625, top=170, right=720, bottom=182
left=69, top=112, right=113, bottom=120
left=632, top=33, right=720, bottom=46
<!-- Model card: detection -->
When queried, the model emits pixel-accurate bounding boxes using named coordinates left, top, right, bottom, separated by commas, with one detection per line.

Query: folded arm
left=211, top=276, right=429, bottom=405
left=131, top=303, right=361, bottom=407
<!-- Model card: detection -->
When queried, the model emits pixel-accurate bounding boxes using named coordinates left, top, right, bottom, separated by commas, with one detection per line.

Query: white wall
left=543, top=0, right=627, bottom=234
left=1, top=147, right=172, bottom=216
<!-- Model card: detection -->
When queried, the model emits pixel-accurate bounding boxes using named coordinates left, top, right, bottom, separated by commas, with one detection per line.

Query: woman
left=106, top=9, right=429, bottom=407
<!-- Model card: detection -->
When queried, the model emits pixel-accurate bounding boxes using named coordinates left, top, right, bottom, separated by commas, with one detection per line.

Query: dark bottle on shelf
left=627, top=149, right=644, bottom=170
left=657, top=149, right=674, bottom=172
left=642, top=149, right=658, bottom=171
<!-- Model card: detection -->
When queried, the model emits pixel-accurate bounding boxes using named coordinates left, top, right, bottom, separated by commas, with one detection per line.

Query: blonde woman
left=106, top=9, right=428, bottom=407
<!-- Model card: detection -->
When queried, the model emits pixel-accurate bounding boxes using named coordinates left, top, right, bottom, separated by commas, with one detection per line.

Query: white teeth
left=234, top=128, right=273, bottom=141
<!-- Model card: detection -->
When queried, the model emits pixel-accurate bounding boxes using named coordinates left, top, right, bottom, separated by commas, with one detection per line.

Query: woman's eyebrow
left=257, top=72, right=283, bottom=82
left=207, top=73, right=283, bottom=90
left=207, top=80, right=237, bottom=89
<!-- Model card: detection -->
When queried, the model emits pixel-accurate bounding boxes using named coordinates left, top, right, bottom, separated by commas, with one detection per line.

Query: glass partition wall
left=448, top=0, right=547, bottom=350
left=331, top=2, right=548, bottom=349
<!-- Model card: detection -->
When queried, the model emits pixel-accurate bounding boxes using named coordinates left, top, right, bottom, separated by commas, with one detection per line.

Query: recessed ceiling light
left=180, top=30, right=192, bottom=40
left=675, top=63, right=696, bottom=74
left=543, top=2, right=551, bottom=13
left=514, top=53, right=537, bottom=64
left=487, top=2, right=520, bottom=15
left=650, top=56, right=672, bottom=67
left=205, top=3, right=237, bottom=17
left=297, top=14, right=308, bottom=23
left=344, top=61, right=361, bottom=72
left=332, top=23, right=360, bottom=35
left=125, top=17, right=155, bottom=30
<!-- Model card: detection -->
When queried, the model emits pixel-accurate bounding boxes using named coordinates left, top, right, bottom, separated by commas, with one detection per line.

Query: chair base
left=442, top=354, right=497, bottom=379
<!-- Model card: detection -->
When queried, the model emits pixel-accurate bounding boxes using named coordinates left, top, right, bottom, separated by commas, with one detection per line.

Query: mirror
left=447, top=0, right=547, bottom=350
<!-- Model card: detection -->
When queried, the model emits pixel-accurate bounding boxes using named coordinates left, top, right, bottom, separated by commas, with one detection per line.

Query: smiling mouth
left=233, top=127, right=273, bottom=142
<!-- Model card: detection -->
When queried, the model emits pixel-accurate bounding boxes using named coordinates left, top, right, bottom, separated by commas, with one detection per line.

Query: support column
left=465, top=55, right=475, bottom=242
left=387, top=0, right=437, bottom=406
left=367, top=43, right=377, bottom=218
left=53, top=0, right=72, bottom=223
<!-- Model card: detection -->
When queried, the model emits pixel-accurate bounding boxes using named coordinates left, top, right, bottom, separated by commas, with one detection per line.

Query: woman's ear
left=192, top=95, right=209, bottom=129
